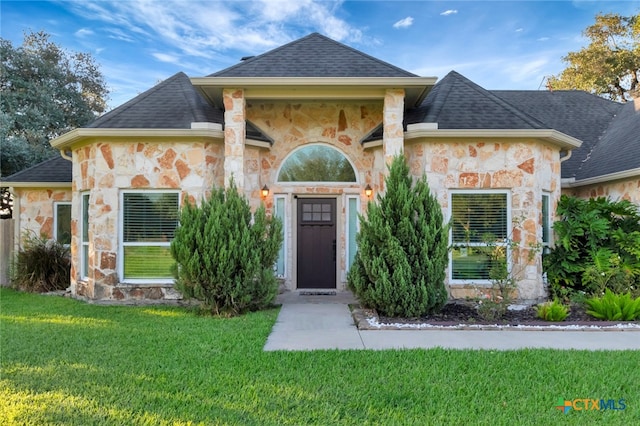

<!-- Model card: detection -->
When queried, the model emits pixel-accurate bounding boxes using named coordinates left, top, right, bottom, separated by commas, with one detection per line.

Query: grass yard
left=1, top=288, right=638, bottom=425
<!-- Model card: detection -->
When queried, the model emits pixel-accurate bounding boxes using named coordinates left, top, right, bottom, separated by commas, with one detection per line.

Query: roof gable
left=88, top=72, right=223, bottom=129
left=211, top=33, right=417, bottom=78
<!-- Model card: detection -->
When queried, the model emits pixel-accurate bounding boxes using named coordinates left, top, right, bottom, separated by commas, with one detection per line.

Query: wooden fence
left=0, top=219, right=15, bottom=286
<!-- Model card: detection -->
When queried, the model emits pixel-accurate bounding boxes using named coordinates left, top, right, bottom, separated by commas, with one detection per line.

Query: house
left=2, top=33, right=639, bottom=303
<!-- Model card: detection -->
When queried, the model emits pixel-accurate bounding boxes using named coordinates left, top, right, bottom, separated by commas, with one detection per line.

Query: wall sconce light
left=364, top=184, right=373, bottom=198
left=261, top=185, right=270, bottom=198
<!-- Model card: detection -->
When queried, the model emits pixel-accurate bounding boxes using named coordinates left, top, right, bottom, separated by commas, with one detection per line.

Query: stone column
left=383, top=89, right=405, bottom=164
left=223, top=89, right=246, bottom=190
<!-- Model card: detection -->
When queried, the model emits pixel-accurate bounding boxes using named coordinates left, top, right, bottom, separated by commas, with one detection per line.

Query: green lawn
left=1, top=288, right=638, bottom=425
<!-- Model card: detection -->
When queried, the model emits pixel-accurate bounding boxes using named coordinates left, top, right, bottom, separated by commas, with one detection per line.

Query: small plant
left=12, top=233, right=70, bottom=292
left=585, top=289, right=640, bottom=321
left=535, top=299, right=569, bottom=322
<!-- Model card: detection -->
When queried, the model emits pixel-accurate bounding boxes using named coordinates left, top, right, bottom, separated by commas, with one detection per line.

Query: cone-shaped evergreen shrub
left=348, top=155, right=449, bottom=317
left=170, top=180, right=282, bottom=315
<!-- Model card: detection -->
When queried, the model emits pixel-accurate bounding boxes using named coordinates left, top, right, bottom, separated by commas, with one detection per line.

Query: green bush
left=12, top=233, right=70, bottom=292
left=170, top=181, right=283, bottom=316
left=544, top=196, right=640, bottom=299
left=585, top=289, right=640, bottom=321
left=348, top=155, right=449, bottom=317
left=535, top=299, right=569, bottom=322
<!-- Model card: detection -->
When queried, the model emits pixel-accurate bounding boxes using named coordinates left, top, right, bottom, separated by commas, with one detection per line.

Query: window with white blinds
left=121, top=191, right=179, bottom=281
left=450, top=191, right=509, bottom=281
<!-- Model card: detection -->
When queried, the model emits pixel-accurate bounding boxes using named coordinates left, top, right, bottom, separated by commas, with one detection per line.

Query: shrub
left=585, top=289, right=640, bottom=321
left=348, top=155, right=449, bottom=317
left=544, top=196, right=640, bottom=299
left=170, top=181, right=283, bottom=316
left=535, top=299, right=569, bottom=322
left=12, top=233, right=70, bottom=292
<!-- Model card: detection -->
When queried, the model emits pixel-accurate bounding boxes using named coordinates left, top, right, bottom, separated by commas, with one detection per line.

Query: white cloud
left=537, top=37, right=550, bottom=42
left=74, top=28, right=94, bottom=37
left=393, top=17, right=414, bottom=29
left=440, top=10, right=458, bottom=16
left=152, top=53, right=180, bottom=64
left=515, top=28, right=523, bottom=33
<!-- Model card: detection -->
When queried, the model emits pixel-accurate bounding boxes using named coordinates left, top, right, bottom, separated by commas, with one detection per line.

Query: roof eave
left=191, top=76, right=437, bottom=108
left=50, top=126, right=225, bottom=150
left=0, top=182, right=71, bottom=188
left=404, top=127, right=582, bottom=150
left=562, top=168, right=640, bottom=188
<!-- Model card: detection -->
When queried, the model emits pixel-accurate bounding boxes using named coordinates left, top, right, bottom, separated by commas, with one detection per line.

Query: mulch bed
left=353, top=302, right=640, bottom=329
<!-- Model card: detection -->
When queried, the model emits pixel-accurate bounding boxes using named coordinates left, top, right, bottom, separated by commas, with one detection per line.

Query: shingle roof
left=406, top=71, right=547, bottom=130
left=1, top=155, right=71, bottom=184
left=210, top=33, right=417, bottom=78
left=88, top=72, right=223, bottom=129
left=573, top=99, right=640, bottom=180
left=492, top=90, right=622, bottom=179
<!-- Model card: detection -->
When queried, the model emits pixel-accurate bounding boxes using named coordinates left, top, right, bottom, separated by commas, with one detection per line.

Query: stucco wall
left=406, top=139, right=561, bottom=301
left=70, top=139, right=224, bottom=300
left=563, top=177, right=640, bottom=206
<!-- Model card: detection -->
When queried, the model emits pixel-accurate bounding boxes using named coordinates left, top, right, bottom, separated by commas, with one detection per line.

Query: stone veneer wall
left=406, top=139, right=561, bottom=301
left=564, top=177, right=640, bottom=206
left=244, top=100, right=384, bottom=289
left=71, top=139, right=224, bottom=300
left=14, top=188, right=72, bottom=242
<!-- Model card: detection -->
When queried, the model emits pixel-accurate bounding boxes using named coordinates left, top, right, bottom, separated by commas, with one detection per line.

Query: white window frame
left=80, top=193, right=90, bottom=280
left=346, top=195, right=360, bottom=273
left=274, top=195, right=287, bottom=278
left=53, top=201, right=71, bottom=246
left=449, top=190, right=511, bottom=284
left=541, top=192, right=552, bottom=253
left=119, top=189, right=180, bottom=284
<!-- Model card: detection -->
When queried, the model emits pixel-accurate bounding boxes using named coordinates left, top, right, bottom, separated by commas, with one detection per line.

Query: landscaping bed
left=352, top=302, right=640, bottom=330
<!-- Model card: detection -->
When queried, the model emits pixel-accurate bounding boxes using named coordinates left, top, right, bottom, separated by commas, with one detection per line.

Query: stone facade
left=406, top=139, right=561, bottom=301
left=13, top=187, right=72, bottom=242
left=70, top=139, right=224, bottom=300
left=564, top=177, right=640, bottom=206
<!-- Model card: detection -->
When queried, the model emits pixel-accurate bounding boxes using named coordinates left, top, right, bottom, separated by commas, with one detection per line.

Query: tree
left=348, top=155, right=449, bottom=317
left=170, top=180, right=283, bottom=316
left=548, top=13, right=640, bottom=102
left=1, top=31, right=108, bottom=177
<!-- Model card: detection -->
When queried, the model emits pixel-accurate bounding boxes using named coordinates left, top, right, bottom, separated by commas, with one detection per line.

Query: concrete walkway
left=264, top=291, right=640, bottom=351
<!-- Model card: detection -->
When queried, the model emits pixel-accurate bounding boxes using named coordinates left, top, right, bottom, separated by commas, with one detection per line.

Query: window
left=274, top=196, right=286, bottom=278
left=278, top=145, right=357, bottom=182
left=81, top=193, right=89, bottom=279
left=541, top=193, right=551, bottom=253
left=54, top=202, right=71, bottom=245
left=120, top=191, right=179, bottom=282
left=450, top=191, right=509, bottom=281
left=346, top=196, right=359, bottom=271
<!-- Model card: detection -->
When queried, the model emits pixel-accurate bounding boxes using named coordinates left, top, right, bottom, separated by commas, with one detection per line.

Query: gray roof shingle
left=1, top=155, right=71, bottom=184
left=573, top=99, right=640, bottom=180
left=406, top=71, right=547, bottom=130
left=211, top=33, right=417, bottom=78
left=88, top=72, right=223, bottom=129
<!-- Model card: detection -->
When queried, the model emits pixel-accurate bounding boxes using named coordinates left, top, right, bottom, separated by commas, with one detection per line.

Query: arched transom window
left=277, top=145, right=357, bottom=182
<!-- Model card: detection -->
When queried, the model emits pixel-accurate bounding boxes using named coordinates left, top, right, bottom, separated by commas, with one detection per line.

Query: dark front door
left=297, top=198, right=336, bottom=289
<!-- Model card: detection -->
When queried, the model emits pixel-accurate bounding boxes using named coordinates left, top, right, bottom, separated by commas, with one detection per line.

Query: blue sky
left=2, top=0, right=639, bottom=109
